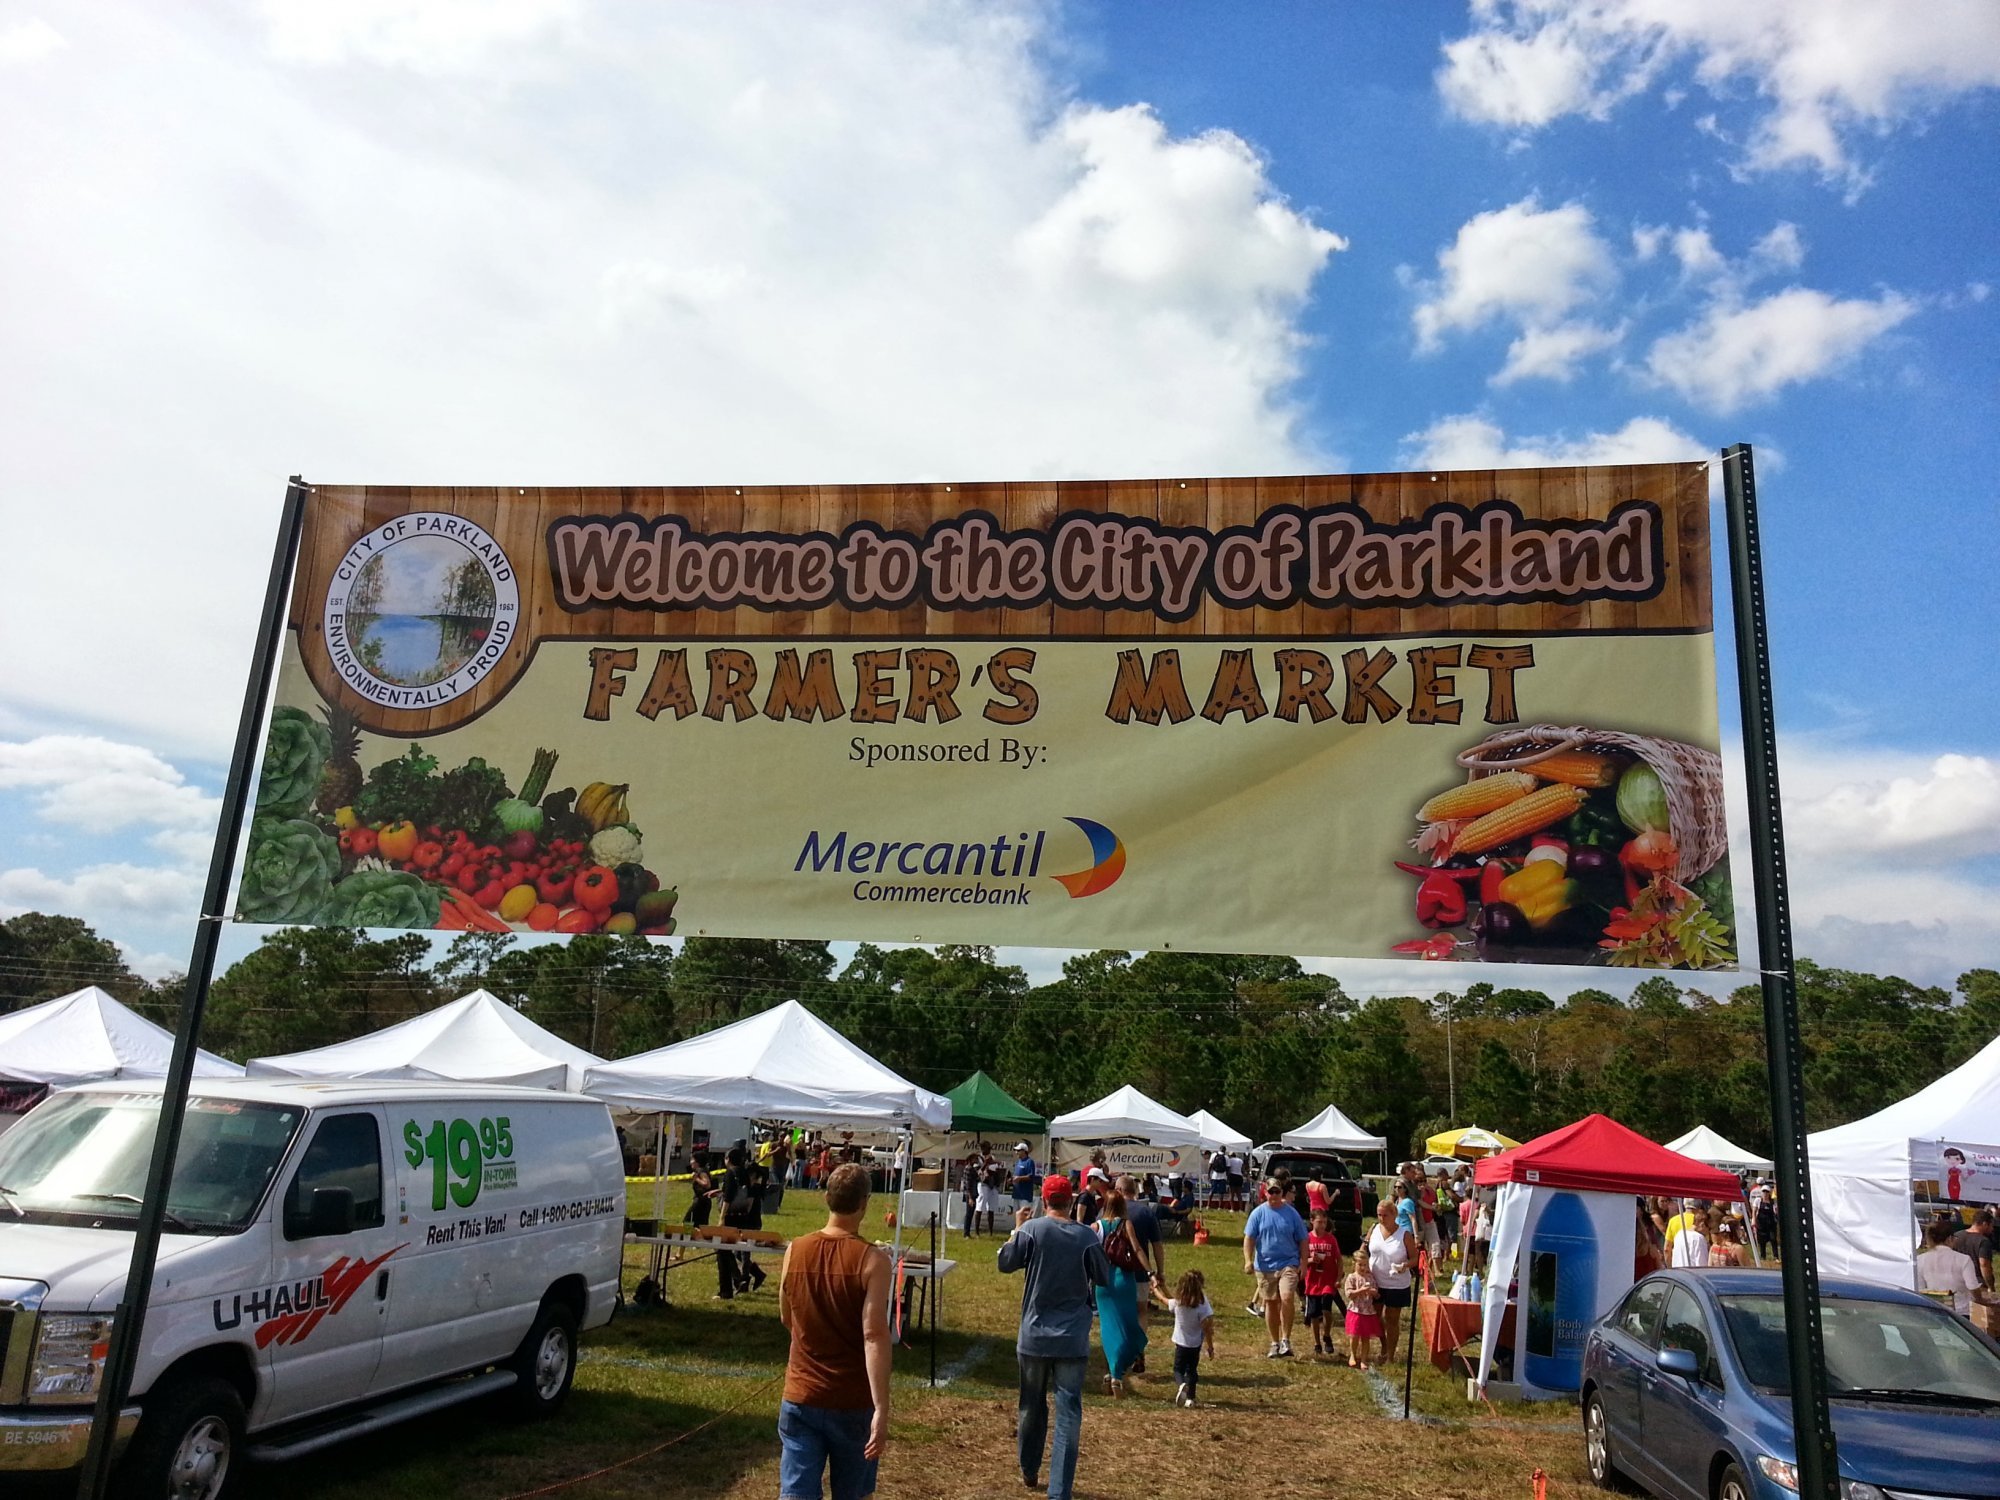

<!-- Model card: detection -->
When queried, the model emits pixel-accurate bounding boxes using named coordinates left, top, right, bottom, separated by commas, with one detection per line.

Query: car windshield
left=0, top=1092, right=302, bottom=1233
left=1721, top=1294, right=2000, bottom=1404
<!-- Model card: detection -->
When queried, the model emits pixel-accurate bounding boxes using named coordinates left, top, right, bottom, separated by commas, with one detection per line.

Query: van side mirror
left=303, top=1186, right=356, bottom=1238
left=1656, top=1346, right=1701, bottom=1379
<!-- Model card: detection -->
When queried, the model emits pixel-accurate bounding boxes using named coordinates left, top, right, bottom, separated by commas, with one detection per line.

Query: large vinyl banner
left=240, top=466, right=1734, bottom=968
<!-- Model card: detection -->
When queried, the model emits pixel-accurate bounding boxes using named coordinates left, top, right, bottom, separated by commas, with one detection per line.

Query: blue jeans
left=778, top=1400, right=877, bottom=1500
left=1017, top=1354, right=1085, bottom=1500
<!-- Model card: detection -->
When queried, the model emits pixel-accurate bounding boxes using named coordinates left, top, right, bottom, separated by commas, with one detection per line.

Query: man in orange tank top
left=778, top=1162, right=894, bottom=1500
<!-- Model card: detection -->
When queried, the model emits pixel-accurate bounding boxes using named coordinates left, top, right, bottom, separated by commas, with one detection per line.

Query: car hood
left=0, top=1219, right=214, bottom=1311
left=1829, top=1398, right=2000, bottom=1497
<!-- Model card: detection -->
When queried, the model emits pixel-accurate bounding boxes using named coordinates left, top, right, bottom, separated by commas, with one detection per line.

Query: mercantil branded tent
left=247, top=988, right=603, bottom=1092
left=1664, top=1123, right=1773, bottom=1172
left=1049, top=1085, right=1202, bottom=1146
left=1188, top=1108, right=1252, bottom=1153
left=1808, top=1028, right=2000, bottom=1287
left=582, top=999, right=953, bottom=1129
left=1282, top=1102, right=1388, bottom=1153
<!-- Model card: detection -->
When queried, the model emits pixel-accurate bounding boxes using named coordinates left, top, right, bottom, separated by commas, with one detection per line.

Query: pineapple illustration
left=315, top=703, right=363, bottom=816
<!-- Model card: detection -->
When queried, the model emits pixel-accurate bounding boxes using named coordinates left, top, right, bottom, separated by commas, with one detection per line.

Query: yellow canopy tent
left=1425, top=1125, right=1521, bottom=1159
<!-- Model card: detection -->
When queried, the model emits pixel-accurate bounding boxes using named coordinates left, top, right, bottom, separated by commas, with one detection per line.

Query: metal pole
left=928, top=1205, right=939, bottom=1387
left=1402, top=1264, right=1419, bottom=1418
left=1722, top=444, right=1838, bottom=1500
left=77, top=479, right=310, bottom=1499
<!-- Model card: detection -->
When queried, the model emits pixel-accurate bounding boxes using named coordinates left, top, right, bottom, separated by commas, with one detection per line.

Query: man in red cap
left=998, top=1173, right=1111, bottom=1500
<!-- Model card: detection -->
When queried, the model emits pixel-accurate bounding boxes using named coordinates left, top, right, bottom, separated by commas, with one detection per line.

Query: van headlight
left=28, top=1313, right=114, bottom=1402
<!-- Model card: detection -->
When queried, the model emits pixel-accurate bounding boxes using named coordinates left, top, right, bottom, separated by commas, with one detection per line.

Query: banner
left=239, top=465, right=1731, bottom=967
left=1914, top=1140, right=2000, bottom=1202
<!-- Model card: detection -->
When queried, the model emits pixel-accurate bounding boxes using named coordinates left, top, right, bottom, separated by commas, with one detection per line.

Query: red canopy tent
left=1474, top=1113, right=1743, bottom=1201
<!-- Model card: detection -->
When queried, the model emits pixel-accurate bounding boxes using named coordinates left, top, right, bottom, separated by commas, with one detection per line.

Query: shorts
left=977, top=1185, right=1003, bottom=1213
left=1254, top=1265, right=1300, bottom=1302
left=778, top=1400, right=877, bottom=1500
left=1304, top=1292, right=1337, bottom=1323
left=1377, top=1284, right=1411, bottom=1309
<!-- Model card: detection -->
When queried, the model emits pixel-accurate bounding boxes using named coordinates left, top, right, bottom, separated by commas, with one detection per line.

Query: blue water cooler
left=1522, top=1191, right=1598, bottom=1391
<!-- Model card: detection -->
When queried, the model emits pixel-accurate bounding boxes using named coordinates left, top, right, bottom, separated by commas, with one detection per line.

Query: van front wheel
left=118, top=1374, right=244, bottom=1500
left=505, top=1300, right=579, bottom=1420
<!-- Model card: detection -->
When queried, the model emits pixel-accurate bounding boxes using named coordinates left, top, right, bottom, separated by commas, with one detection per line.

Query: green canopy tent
left=944, top=1070, right=1047, bottom=1137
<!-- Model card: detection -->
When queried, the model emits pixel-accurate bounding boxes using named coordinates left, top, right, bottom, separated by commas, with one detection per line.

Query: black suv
left=1258, top=1150, right=1379, bottom=1254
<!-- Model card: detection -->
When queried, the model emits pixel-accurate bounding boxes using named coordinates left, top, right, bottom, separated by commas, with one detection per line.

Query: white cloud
left=1783, top=749, right=2000, bottom=864
left=0, top=17, right=64, bottom=64
left=0, top=862, right=205, bottom=922
left=1751, top=222, right=1805, bottom=272
left=0, top=3, right=1346, bottom=759
left=1645, top=286, right=1917, bottom=411
left=1437, top=1, right=2000, bottom=193
left=1494, top=320, right=1626, bottom=385
left=1671, top=227, right=1725, bottom=279
left=1401, top=413, right=1706, bottom=470
left=258, top=0, right=579, bottom=71
left=1411, top=198, right=1616, bottom=355
left=0, top=736, right=221, bottom=833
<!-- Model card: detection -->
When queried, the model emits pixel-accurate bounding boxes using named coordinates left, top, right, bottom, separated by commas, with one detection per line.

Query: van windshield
left=0, top=1092, right=303, bottom=1233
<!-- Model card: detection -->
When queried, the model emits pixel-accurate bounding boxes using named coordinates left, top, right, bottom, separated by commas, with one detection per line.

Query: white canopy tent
left=1188, top=1108, right=1251, bottom=1153
left=1809, top=1029, right=2000, bottom=1287
left=583, top=1000, right=952, bottom=1128
left=1281, top=1102, right=1388, bottom=1153
left=0, top=987, right=243, bottom=1137
left=1049, top=1085, right=1202, bottom=1145
left=248, top=989, right=603, bottom=1091
left=1664, top=1124, right=1773, bottom=1172
left=0, top=987, right=242, bottom=1086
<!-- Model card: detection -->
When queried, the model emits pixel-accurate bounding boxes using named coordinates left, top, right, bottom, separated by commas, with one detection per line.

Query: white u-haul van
left=0, top=1078, right=624, bottom=1498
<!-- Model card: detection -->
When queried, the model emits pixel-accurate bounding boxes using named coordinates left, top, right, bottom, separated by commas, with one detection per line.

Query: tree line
left=3, top=910, right=1995, bottom=1157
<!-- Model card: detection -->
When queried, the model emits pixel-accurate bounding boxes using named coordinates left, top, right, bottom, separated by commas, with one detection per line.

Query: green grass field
left=234, top=1191, right=1590, bottom=1500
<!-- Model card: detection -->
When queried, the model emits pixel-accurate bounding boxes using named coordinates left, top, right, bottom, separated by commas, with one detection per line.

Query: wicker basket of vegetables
left=1393, top=725, right=1734, bottom=969
left=1451, top=725, right=1726, bottom=882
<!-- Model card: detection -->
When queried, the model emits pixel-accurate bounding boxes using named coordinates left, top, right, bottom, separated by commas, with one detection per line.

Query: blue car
left=1580, top=1269, right=2000, bottom=1500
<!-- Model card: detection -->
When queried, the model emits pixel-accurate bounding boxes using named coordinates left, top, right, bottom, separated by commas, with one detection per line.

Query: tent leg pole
left=1725, top=443, right=1837, bottom=1500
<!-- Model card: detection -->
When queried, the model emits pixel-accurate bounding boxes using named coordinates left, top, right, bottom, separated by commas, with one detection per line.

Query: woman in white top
left=1365, top=1198, right=1419, bottom=1357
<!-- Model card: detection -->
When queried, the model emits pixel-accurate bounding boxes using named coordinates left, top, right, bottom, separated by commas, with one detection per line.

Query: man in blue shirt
left=1009, top=1141, right=1039, bottom=1210
left=998, top=1174, right=1111, bottom=1500
left=1242, top=1178, right=1309, bottom=1357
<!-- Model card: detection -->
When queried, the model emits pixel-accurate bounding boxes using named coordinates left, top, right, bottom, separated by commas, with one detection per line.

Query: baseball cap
left=1042, top=1173, right=1074, bottom=1202
left=1014, top=1141, right=1031, bottom=1151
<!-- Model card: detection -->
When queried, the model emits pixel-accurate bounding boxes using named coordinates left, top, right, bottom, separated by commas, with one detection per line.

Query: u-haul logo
left=212, top=1245, right=405, bottom=1347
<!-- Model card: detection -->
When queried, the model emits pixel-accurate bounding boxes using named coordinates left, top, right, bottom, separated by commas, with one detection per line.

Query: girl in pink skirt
left=1343, top=1264, right=1383, bottom=1369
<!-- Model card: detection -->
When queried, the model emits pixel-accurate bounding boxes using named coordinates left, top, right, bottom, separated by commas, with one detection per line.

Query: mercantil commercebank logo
left=795, top=816, right=1126, bottom=907
left=323, top=512, right=519, bottom=709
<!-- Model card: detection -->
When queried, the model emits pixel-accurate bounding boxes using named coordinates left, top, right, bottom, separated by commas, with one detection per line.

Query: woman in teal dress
left=1094, top=1190, right=1149, bottom=1395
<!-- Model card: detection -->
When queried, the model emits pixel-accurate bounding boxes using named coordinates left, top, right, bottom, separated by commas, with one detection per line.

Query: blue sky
left=1, top=1, right=1996, bottom=994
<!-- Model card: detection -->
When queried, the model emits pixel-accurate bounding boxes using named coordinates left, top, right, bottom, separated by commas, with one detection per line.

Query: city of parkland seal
left=322, top=512, right=519, bottom=710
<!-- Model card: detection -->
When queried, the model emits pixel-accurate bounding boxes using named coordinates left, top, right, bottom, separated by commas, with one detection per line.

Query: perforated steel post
left=1722, top=444, right=1838, bottom=1500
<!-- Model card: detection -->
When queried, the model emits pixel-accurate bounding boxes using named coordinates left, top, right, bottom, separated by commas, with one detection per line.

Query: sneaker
left=1277, top=1338, right=1293, bottom=1357
left=1246, top=1301, right=1263, bottom=1317
left=1267, top=1341, right=1282, bottom=1358
left=1182, top=1395, right=1199, bottom=1408
left=1174, top=1382, right=1189, bottom=1406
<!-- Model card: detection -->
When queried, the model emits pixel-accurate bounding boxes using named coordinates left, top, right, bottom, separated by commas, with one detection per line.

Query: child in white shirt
left=1149, top=1268, right=1217, bottom=1407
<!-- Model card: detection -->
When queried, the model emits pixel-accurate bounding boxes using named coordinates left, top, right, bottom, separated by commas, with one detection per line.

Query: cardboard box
left=912, top=1168, right=944, bottom=1191
left=1970, top=1298, right=2000, bottom=1337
